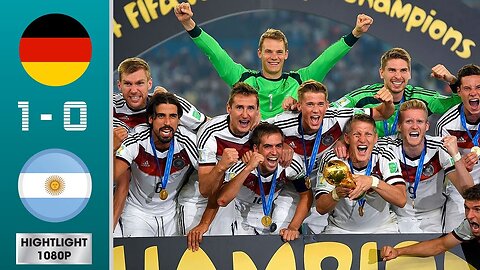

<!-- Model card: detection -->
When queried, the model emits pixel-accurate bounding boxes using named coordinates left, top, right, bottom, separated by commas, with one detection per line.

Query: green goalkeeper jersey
left=188, top=26, right=358, bottom=119
left=331, top=83, right=461, bottom=137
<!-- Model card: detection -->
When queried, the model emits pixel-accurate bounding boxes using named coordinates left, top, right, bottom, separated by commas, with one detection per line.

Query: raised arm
left=352, top=14, right=374, bottom=38
left=174, top=2, right=195, bottom=31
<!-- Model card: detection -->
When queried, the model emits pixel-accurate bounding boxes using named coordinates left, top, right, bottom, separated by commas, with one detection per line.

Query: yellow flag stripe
left=21, top=62, right=89, bottom=86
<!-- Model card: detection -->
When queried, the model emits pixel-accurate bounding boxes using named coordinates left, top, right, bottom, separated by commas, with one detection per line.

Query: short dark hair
left=343, top=114, right=377, bottom=135
left=250, top=123, right=284, bottom=148
left=457, top=64, right=480, bottom=86
left=227, top=82, right=259, bottom=108
left=146, top=92, right=183, bottom=122
left=463, top=184, right=480, bottom=201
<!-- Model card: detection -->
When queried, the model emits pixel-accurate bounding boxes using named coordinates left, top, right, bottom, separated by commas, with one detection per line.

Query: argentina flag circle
left=18, top=149, right=92, bottom=222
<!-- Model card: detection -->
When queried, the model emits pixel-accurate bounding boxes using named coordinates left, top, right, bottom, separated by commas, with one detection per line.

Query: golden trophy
left=322, top=160, right=356, bottom=189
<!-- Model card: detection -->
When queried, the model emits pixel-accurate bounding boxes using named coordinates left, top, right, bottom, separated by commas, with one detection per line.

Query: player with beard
left=113, top=58, right=206, bottom=236
left=332, top=48, right=461, bottom=137
left=217, top=123, right=311, bottom=241
left=378, top=100, right=473, bottom=233
left=381, top=184, right=480, bottom=270
left=315, top=114, right=406, bottom=233
left=114, top=93, right=198, bottom=237
left=266, top=80, right=393, bottom=234
left=174, top=2, right=373, bottom=119
left=436, top=64, right=480, bottom=232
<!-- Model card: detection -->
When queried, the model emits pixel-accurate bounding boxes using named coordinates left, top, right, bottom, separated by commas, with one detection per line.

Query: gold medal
left=305, top=177, right=312, bottom=189
left=358, top=205, right=364, bottom=217
left=261, top=215, right=272, bottom=227
left=159, top=189, right=168, bottom=200
left=471, top=146, right=480, bottom=156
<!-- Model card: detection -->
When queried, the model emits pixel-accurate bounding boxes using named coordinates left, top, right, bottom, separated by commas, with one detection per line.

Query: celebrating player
left=315, top=114, right=406, bottom=233
left=217, top=123, right=312, bottom=241
left=174, top=2, right=373, bottom=119
left=436, top=64, right=480, bottom=231
left=332, top=48, right=461, bottom=137
left=114, top=93, right=198, bottom=237
left=378, top=100, right=473, bottom=233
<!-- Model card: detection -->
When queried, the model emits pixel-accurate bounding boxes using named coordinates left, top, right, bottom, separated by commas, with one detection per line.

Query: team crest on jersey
left=173, top=157, right=185, bottom=169
left=422, top=164, right=434, bottom=177
left=322, top=134, right=335, bottom=146
left=388, top=162, right=399, bottom=173
left=336, top=97, right=350, bottom=107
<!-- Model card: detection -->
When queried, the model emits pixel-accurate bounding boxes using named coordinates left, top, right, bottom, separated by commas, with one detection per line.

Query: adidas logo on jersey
left=141, top=160, right=150, bottom=167
left=457, top=137, right=466, bottom=143
left=289, top=141, right=296, bottom=149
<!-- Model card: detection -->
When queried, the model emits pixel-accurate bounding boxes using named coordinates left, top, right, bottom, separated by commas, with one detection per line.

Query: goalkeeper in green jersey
left=175, top=2, right=373, bottom=120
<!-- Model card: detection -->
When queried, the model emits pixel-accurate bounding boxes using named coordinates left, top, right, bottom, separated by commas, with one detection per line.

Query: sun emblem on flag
left=45, top=175, right=65, bottom=196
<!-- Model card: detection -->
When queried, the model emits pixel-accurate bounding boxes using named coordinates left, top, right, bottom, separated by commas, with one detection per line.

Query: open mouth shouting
left=310, top=115, right=321, bottom=127
left=470, top=220, right=480, bottom=235
left=469, top=98, right=480, bottom=110
left=265, top=156, right=279, bottom=169
left=239, top=119, right=251, bottom=129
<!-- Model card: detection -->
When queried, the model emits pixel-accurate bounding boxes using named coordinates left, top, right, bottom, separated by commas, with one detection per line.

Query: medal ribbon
left=150, top=132, right=175, bottom=191
left=402, top=140, right=426, bottom=200
left=256, top=167, right=278, bottom=217
left=299, top=114, right=323, bottom=177
left=460, top=104, right=480, bottom=147
left=348, top=157, right=373, bottom=212
left=383, top=96, right=404, bottom=136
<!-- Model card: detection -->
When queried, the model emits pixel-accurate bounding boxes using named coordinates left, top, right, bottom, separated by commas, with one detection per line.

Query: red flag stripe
left=20, top=38, right=92, bottom=62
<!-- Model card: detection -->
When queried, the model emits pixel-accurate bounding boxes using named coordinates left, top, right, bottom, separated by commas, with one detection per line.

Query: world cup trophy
left=322, top=160, right=356, bottom=189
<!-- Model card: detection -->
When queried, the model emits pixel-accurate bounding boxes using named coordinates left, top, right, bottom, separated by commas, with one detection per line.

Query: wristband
left=453, top=152, right=462, bottom=162
left=371, top=176, right=380, bottom=189
left=331, top=189, right=340, bottom=201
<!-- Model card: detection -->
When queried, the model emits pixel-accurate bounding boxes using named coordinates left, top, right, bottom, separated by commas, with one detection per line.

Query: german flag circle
left=19, top=14, right=92, bottom=87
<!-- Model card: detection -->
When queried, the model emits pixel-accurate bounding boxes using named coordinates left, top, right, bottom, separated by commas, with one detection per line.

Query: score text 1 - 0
left=18, top=101, right=87, bottom=131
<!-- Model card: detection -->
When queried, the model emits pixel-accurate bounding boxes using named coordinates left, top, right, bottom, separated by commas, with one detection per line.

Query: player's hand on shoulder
left=333, top=139, right=349, bottom=159
left=282, top=96, right=298, bottom=112
left=279, top=143, right=293, bottom=167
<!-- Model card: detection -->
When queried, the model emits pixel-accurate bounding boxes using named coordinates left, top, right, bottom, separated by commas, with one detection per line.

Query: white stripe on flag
left=19, top=173, right=91, bottom=198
